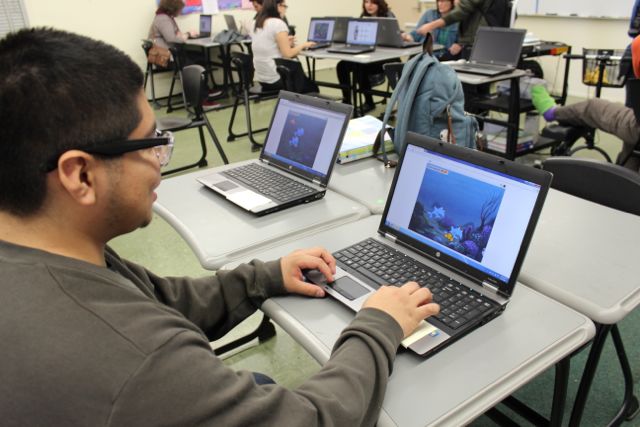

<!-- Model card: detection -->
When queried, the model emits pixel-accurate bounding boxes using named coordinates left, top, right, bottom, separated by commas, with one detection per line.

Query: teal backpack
left=380, top=51, right=478, bottom=158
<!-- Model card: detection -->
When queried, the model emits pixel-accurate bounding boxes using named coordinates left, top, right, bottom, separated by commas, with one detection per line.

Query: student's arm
left=276, top=30, right=314, bottom=58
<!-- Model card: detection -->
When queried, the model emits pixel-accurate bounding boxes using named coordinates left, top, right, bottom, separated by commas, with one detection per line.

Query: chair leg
left=243, top=90, right=265, bottom=152
left=227, top=96, right=241, bottom=142
left=226, top=90, right=268, bottom=150
left=166, top=69, right=178, bottom=113
left=204, top=115, right=229, bottom=165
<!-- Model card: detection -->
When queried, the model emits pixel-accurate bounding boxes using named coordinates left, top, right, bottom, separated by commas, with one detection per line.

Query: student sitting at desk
left=251, top=0, right=316, bottom=92
left=403, top=0, right=461, bottom=61
left=148, top=0, right=195, bottom=49
left=413, top=0, right=494, bottom=60
left=0, top=27, right=440, bottom=426
left=336, top=0, right=398, bottom=112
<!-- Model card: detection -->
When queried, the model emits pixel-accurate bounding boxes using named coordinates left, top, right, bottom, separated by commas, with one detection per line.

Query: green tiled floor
left=111, top=69, right=639, bottom=426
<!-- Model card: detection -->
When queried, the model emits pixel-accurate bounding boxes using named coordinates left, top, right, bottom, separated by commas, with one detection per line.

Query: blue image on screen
left=276, top=111, right=327, bottom=168
left=408, top=165, right=505, bottom=262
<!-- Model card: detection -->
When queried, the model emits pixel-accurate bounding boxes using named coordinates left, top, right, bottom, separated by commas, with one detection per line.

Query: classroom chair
left=157, top=64, right=229, bottom=176
left=227, top=52, right=279, bottom=152
left=141, top=39, right=181, bottom=110
left=274, top=58, right=340, bottom=100
left=541, top=156, right=640, bottom=426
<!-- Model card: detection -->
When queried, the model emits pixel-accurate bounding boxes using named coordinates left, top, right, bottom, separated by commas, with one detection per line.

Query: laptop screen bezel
left=377, top=133, right=551, bottom=297
left=259, top=91, right=353, bottom=187
left=469, top=27, right=526, bottom=67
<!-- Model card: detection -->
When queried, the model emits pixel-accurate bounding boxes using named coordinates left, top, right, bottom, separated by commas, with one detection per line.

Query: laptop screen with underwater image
left=381, top=140, right=547, bottom=295
left=308, top=19, right=335, bottom=43
left=345, top=19, right=378, bottom=46
left=261, top=95, right=350, bottom=185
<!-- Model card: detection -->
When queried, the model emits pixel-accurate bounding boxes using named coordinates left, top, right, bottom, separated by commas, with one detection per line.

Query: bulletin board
left=516, top=0, right=633, bottom=19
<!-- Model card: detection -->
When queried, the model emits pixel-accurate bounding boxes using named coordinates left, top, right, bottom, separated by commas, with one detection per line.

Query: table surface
left=520, top=189, right=640, bottom=324
left=328, top=157, right=396, bottom=214
left=152, top=163, right=370, bottom=270
left=301, top=44, right=423, bottom=63
left=224, top=215, right=595, bottom=427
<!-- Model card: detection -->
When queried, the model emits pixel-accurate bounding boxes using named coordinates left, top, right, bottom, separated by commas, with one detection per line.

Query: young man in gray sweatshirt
left=0, top=28, right=439, bottom=426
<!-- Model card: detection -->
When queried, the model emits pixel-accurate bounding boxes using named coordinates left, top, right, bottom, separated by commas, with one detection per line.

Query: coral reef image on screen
left=276, top=111, right=327, bottom=168
left=312, top=22, right=331, bottom=40
left=409, top=165, right=505, bottom=262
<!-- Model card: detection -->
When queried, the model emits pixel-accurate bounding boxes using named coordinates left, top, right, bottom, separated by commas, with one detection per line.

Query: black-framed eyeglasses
left=44, top=129, right=175, bottom=172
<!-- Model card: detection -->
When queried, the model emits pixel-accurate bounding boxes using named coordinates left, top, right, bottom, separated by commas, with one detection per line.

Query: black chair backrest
left=383, top=62, right=404, bottom=90
left=182, top=65, right=208, bottom=115
left=230, top=52, right=255, bottom=91
left=168, top=44, right=188, bottom=71
left=274, top=58, right=306, bottom=93
left=142, top=39, right=153, bottom=56
left=542, top=157, right=640, bottom=215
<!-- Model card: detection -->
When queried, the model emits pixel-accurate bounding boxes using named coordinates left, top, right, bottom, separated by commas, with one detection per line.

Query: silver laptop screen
left=346, top=20, right=378, bottom=45
left=263, top=98, right=348, bottom=179
left=308, top=19, right=335, bottom=42
left=384, top=144, right=541, bottom=283
left=470, top=28, right=525, bottom=66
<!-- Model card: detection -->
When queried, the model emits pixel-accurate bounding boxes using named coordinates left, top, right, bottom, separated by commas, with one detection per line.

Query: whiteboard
left=516, top=0, right=634, bottom=19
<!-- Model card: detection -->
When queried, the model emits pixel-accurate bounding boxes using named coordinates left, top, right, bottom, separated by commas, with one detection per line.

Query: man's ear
left=55, top=150, right=99, bottom=206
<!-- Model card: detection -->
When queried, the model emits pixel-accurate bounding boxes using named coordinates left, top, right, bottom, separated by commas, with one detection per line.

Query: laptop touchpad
left=330, top=277, right=369, bottom=301
left=214, top=180, right=238, bottom=191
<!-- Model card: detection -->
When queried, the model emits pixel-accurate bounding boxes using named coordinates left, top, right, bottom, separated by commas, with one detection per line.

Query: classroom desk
left=519, top=189, right=640, bottom=426
left=152, top=164, right=370, bottom=270
left=223, top=215, right=595, bottom=427
left=328, top=157, right=395, bottom=214
left=300, top=45, right=424, bottom=116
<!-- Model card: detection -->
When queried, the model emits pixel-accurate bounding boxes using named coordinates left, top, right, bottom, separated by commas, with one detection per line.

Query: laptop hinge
left=383, top=232, right=397, bottom=243
left=482, top=281, right=500, bottom=294
left=312, top=178, right=322, bottom=185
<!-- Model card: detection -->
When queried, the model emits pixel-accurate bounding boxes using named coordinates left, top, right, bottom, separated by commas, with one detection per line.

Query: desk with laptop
left=217, top=132, right=596, bottom=422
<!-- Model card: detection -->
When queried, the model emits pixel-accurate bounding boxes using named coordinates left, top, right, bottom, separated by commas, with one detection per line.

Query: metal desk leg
left=505, top=76, right=520, bottom=160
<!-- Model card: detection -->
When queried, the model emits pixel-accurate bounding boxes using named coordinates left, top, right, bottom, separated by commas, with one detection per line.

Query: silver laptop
left=327, top=19, right=378, bottom=55
left=450, top=27, right=526, bottom=76
left=366, top=17, right=420, bottom=48
left=224, top=14, right=238, bottom=31
left=306, top=18, right=335, bottom=50
left=197, top=91, right=353, bottom=216
left=305, top=132, right=551, bottom=356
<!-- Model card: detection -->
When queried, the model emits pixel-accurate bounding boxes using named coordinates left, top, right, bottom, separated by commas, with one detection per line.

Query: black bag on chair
left=213, top=30, right=245, bottom=45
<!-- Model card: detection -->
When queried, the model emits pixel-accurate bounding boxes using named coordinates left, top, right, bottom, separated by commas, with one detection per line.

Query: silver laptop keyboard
left=334, top=238, right=495, bottom=330
left=223, top=163, right=316, bottom=202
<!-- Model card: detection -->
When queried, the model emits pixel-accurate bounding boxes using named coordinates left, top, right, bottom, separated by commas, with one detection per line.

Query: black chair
left=274, top=58, right=340, bottom=100
left=227, top=52, right=279, bottom=151
left=142, top=40, right=181, bottom=110
left=540, top=156, right=640, bottom=426
left=157, top=64, right=229, bottom=176
left=382, top=62, right=403, bottom=90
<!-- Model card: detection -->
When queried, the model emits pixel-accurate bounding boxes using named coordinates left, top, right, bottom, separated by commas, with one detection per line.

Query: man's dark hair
left=0, top=28, right=144, bottom=216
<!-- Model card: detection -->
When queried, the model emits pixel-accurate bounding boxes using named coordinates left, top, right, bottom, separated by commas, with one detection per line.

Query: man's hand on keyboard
left=362, top=282, right=440, bottom=338
left=281, top=247, right=336, bottom=298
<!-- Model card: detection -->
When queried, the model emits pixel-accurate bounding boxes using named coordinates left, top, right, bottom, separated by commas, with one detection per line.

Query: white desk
left=153, top=165, right=370, bottom=270
left=520, top=189, right=640, bottom=425
left=301, top=44, right=423, bottom=64
left=225, top=216, right=595, bottom=427
left=329, top=157, right=395, bottom=214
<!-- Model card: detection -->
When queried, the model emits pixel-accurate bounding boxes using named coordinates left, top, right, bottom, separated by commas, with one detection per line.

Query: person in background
left=412, top=0, right=493, bottom=59
left=148, top=0, right=222, bottom=101
left=336, top=0, right=396, bottom=112
left=0, top=27, right=439, bottom=426
left=148, top=0, right=194, bottom=49
left=403, top=0, right=461, bottom=61
left=251, top=0, right=315, bottom=91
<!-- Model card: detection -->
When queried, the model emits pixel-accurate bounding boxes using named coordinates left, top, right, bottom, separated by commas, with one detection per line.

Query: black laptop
left=304, top=132, right=551, bottom=356
left=449, top=27, right=526, bottom=76
left=307, top=18, right=335, bottom=50
left=197, top=92, right=353, bottom=216
left=325, top=16, right=349, bottom=43
left=327, top=19, right=378, bottom=55
left=366, top=17, right=420, bottom=48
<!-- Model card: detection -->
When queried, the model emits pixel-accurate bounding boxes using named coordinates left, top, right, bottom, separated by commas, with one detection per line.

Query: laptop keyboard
left=333, top=238, right=496, bottom=330
left=223, top=163, right=317, bottom=202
